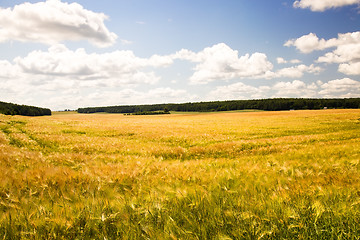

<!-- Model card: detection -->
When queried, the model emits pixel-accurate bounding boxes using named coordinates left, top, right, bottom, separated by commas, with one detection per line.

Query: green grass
left=0, top=109, right=359, bottom=239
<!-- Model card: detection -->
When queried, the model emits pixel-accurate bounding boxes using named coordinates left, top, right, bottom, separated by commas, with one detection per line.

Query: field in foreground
left=0, top=109, right=360, bottom=239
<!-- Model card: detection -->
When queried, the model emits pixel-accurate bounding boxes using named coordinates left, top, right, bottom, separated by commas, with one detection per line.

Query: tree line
left=0, top=101, right=52, bottom=116
left=125, top=110, right=171, bottom=116
left=77, top=98, right=360, bottom=114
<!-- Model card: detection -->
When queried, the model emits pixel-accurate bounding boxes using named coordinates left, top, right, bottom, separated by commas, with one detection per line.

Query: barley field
left=0, top=109, right=360, bottom=239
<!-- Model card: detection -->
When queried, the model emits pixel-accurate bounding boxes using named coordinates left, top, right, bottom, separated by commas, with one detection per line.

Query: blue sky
left=0, top=0, right=359, bottom=110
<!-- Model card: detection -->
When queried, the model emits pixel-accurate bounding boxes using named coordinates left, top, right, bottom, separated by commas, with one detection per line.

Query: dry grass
left=0, top=109, right=360, bottom=239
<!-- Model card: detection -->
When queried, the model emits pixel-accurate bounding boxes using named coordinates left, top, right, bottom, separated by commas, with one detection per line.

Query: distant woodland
left=78, top=98, right=360, bottom=114
left=0, top=101, right=51, bottom=116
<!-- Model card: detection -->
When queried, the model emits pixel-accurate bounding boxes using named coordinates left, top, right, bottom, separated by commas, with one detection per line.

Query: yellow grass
left=0, top=109, right=360, bottom=239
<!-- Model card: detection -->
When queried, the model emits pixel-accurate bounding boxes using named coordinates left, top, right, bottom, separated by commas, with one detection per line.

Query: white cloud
left=120, top=39, right=133, bottom=45
left=80, top=88, right=188, bottom=107
left=51, top=87, right=197, bottom=110
left=290, top=59, right=302, bottom=64
left=293, top=0, right=360, bottom=11
left=260, top=64, right=322, bottom=79
left=172, top=44, right=321, bottom=84
left=0, top=0, right=117, bottom=47
left=339, top=62, right=360, bottom=75
left=170, top=44, right=322, bottom=84
left=277, top=57, right=287, bottom=64
left=0, top=44, right=192, bottom=109
left=174, top=43, right=274, bottom=84
left=315, top=33, right=360, bottom=76
left=208, top=80, right=321, bottom=101
left=1, top=40, right=358, bottom=110
left=277, top=57, right=301, bottom=64
left=272, top=64, right=322, bottom=78
left=0, top=43, right=183, bottom=110
left=208, top=78, right=360, bottom=101
left=207, top=82, right=268, bottom=101
left=319, top=78, right=360, bottom=97
left=271, top=78, right=360, bottom=99
left=285, top=32, right=360, bottom=53
left=286, top=31, right=360, bottom=76
left=322, top=43, right=360, bottom=75
left=284, top=33, right=330, bottom=53
left=272, top=80, right=318, bottom=98
left=0, top=60, right=19, bottom=79
left=317, top=43, right=360, bottom=63
left=11, top=44, right=172, bottom=86
left=0, top=70, right=197, bottom=109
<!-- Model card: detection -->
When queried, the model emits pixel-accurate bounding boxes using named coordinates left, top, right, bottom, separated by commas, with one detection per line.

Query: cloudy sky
left=0, top=0, right=359, bottom=110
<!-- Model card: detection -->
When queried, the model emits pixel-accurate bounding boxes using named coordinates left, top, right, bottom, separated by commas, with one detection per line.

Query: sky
left=0, top=0, right=359, bottom=110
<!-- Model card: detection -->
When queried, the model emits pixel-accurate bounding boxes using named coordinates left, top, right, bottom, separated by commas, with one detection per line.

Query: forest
left=0, top=101, right=51, bottom=116
left=77, top=98, right=360, bottom=114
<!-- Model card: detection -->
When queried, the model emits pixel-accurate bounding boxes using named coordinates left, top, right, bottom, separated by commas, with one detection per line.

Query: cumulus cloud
left=208, top=78, right=360, bottom=101
left=272, top=80, right=318, bottom=98
left=0, top=44, right=190, bottom=109
left=4, top=42, right=322, bottom=92
left=0, top=60, right=19, bottom=79
left=286, top=31, right=360, bottom=76
left=290, top=59, right=302, bottom=64
left=317, top=43, right=360, bottom=63
left=11, top=44, right=173, bottom=86
left=319, top=78, right=360, bottom=97
left=284, top=33, right=332, bottom=53
left=259, top=64, right=323, bottom=79
left=207, top=80, right=320, bottom=101
left=272, top=64, right=322, bottom=78
left=315, top=33, right=360, bottom=76
left=0, top=44, right=180, bottom=109
left=1, top=40, right=357, bottom=110
left=338, top=62, right=360, bottom=75
left=54, top=78, right=360, bottom=109
left=285, top=32, right=360, bottom=53
left=293, top=0, right=360, bottom=11
left=120, top=39, right=133, bottom=45
left=173, top=43, right=274, bottom=84
left=272, top=78, right=360, bottom=98
left=0, top=82, right=196, bottom=110
left=75, top=87, right=197, bottom=108
left=172, top=43, right=322, bottom=84
left=0, top=0, right=117, bottom=47
left=277, top=57, right=302, bottom=64
left=207, top=82, right=269, bottom=101
left=276, top=57, right=287, bottom=64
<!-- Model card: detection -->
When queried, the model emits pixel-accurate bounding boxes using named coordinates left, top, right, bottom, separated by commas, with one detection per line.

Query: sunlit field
left=1, top=109, right=360, bottom=239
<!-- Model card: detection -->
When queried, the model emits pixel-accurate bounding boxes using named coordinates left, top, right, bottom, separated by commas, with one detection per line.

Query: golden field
left=0, top=109, right=360, bottom=239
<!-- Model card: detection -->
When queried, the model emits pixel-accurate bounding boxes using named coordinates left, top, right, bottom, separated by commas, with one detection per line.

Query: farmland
left=0, top=109, right=360, bottom=239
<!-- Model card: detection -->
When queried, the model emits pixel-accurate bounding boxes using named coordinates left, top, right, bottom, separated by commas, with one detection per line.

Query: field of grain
left=0, top=109, right=360, bottom=239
